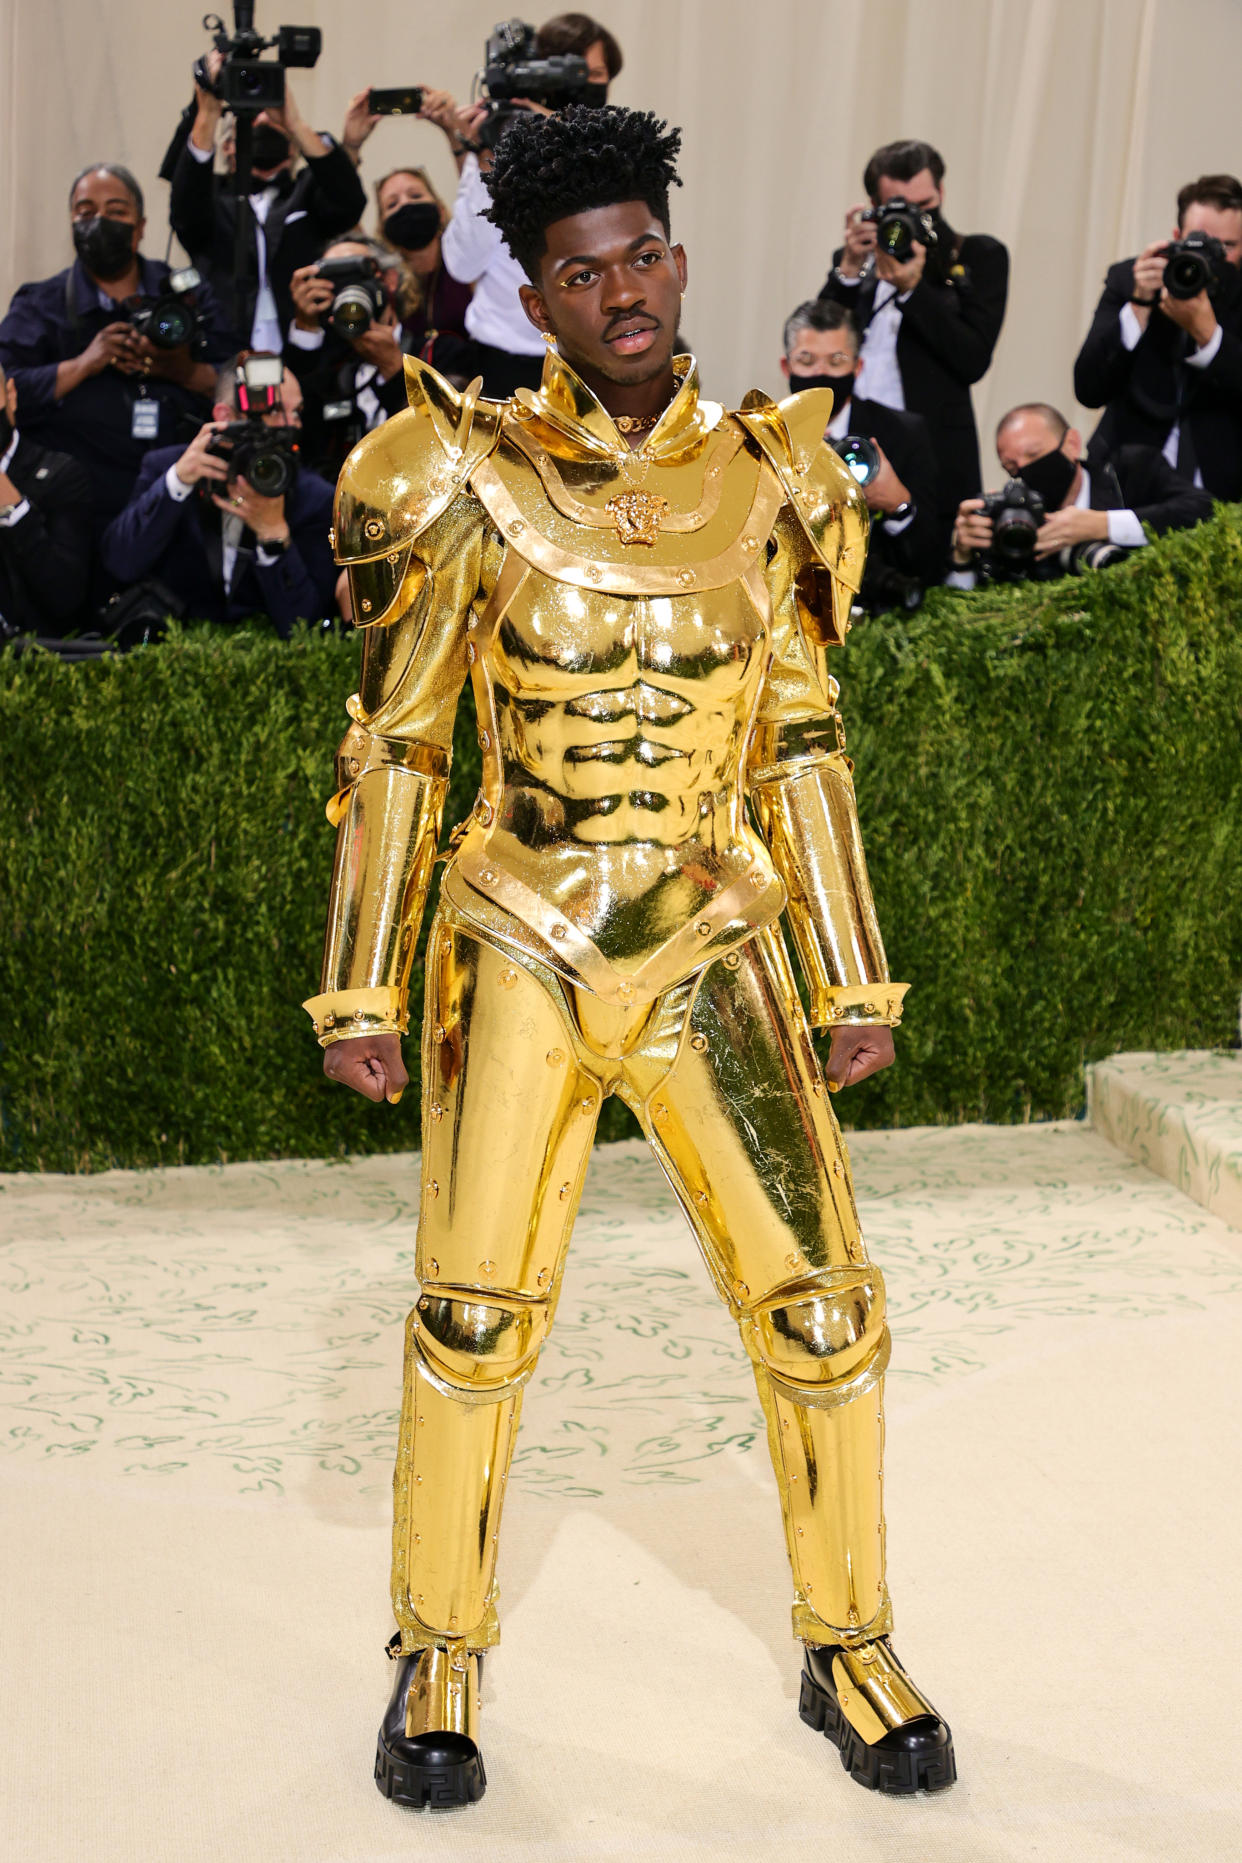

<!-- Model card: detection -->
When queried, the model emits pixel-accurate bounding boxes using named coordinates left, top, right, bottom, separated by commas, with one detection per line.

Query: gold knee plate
left=405, top=1641, right=481, bottom=1743
left=831, top=1641, right=942, bottom=1745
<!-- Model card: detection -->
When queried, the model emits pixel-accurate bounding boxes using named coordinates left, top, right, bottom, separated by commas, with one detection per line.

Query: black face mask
left=787, top=369, right=856, bottom=404
left=382, top=201, right=441, bottom=252
left=72, top=214, right=136, bottom=282
left=250, top=125, right=291, bottom=173
left=580, top=81, right=609, bottom=108
left=1014, top=444, right=1077, bottom=509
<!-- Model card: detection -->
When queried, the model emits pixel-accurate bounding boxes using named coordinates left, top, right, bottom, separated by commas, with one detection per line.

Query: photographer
left=375, top=168, right=472, bottom=377
left=0, top=165, right=232, bottom=532
left=428, top=13, right=622, bottom=396
left=818, top=138, right=1009, bottom=526
left=169, top=53, right=367, bottom=355
left=780, top=300, right=943, bottom=606
left=286, top=236, right=414, bottom=475
left=1073, top=174, right=1242, bottom=498
left=99, top=355, right=336, bottom=636
left=947, top=401, right=1211, bottom=589
left=0, top=373, right=93, bottom=639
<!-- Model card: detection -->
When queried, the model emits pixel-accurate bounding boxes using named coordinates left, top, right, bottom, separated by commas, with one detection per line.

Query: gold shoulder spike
left=404, top=357, right=485, bottom=461
left=778, top=386, right=838, bottom=475
left=738, top=388, right=795, bottom=466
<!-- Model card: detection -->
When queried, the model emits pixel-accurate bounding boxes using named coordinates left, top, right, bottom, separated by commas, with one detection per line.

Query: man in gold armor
left=304, top=105, right=955, bottom=1810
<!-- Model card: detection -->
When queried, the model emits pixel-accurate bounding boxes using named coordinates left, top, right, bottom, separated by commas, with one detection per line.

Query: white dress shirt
left=441, top=156, right=545, bottom=357
left=165, top=461, right=285, bottom=592
left=1117, top=302, right=1221, bottom=487
left=187, top=137, right=326, bottom=354
left=856, top=282, right=911, bottom=410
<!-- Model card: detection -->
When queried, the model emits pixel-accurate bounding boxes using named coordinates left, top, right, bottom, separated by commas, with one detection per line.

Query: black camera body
left=197, top=9, right=321, bottom=113
left=127, top=267, right=203, bottom=350
left=1163, top=230, right=1228, bottom=301
left=315, top=255, right=386, bottom=340
left=207, top=421, right=299, bottom=500
left=830, top=433, right=882, bottom=488
left=473, top=17, right=597, bottom=148
left=978, top=478, right=1046, bottom=579
left=861, top=197, right=939, bottom=266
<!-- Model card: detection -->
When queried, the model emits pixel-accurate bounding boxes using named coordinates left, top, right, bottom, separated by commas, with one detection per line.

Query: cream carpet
left=2, top=1122, right=1241, bottom=1862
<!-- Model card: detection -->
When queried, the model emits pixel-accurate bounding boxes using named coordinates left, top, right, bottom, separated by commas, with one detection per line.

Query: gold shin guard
left=390, top=904, right=896, bottom=1660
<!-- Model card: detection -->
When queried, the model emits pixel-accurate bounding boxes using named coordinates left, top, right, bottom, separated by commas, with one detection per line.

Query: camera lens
left=150, top=304, right=193, bottom=348
left=330, top=284, right=381, bottom=339
left=1165, top=252, right=1210, bottom=299
left=245, top=446, right=293, bottom=498
left=991, top=507, right=1039, bottom=559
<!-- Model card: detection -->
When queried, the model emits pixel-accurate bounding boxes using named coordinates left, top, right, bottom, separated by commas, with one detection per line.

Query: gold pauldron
left=302, top=985, right=409, bottom=1046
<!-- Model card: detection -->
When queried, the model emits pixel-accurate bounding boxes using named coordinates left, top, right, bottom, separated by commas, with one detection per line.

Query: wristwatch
left=0, top=501, right=21, bottom=522
left=880, top=501, right=915, bottom=526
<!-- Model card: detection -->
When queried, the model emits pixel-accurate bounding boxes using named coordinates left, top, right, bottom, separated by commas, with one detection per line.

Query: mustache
left=602, top=312, right=661, bottom=340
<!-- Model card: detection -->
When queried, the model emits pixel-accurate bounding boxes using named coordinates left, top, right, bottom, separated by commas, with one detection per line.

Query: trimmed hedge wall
left=2, top=508, right=1241, bottom=1172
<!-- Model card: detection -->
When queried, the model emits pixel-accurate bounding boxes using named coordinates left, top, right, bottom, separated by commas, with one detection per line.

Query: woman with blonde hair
left=375, top=166, right=472, bottom=378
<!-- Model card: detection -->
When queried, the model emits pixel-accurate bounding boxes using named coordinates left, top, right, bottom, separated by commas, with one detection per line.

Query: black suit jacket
left=0, top=432, right=93, bottom=636
left=1084, top=440, right=1213, bottom=534
left=819, top=225, right=1010, bottom=518
left=99, top=444, right=337, bottom=636
left=1073, top=257, right=1242, bottom=499
left=169, top=141, right=367, bottom=344
left=838, top=396, right=946, bottom=586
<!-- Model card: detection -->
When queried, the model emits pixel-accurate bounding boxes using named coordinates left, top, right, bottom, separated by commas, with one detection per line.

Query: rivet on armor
left=449, top=1616, right=458, bottom=1629
left=858, top=1646, right=876, bottom=1664
left=863, top=1001, right=876, bottom=1015
left=618, top=981, right=634, bottom=998
left=786, top=1251, right=801, bottom=1270
left=690, top=1032, right=708, bottom=1052
left=653, top=1103, right=668, bottom=1122
left=734, top=1280, right=749, bottom=1299
left=480, top=1260, right=496, bottom=1276
left=678, top=569, right=695, bottom=586
left=724, top=952, right=741, bottom=970
left=796, top=1526, right=804, bottom=1536
left=426, top=1181, right=439, bottom=1199
left=312, top=1021, right=320, bottom=1034
left=386, top=550, right=399, bottom=564
left=426, top=1262, right=438, bottom=1279
left=478, top=802, right=494, bottom=825
left=537, top=1267, right=550, bottom=1287
left=580, top=1097, right=594, bottom=1115
left=558, top=1183, right=571, bottom=1201
left=429, top=1102, right=443, bottom=1123
left=328, top=526, right=336, bottom=548
left=547, top=1048, right=564, bottom=1066
left=694, top=1189, right=708, bottom=1205
left=551, top=923, right=568, bottom=940
left=832, top=1159, right=844, bottom=1178
left=750, top=873, right=765, bottom=889
left=510, top=519, right=526, bottom=535
left=433, top=1024, right=446, bottom=1044
left=364, top=518, right=385, bottom=540
left=360, top=597, right=372, bottom=613
left=479, top=869, right=496, bottom=886
left=696, top=920, right=712, bottom=936
left=324, top=1012, right=336, bottom=1027
left=499, top=967, right=518, bottom=990
left=478, top=730, right=491, bottom=750
left=813, top=1079, right=825, bottom=1097
left=743, top=536, right=758, bottom=553
left=585, top=564, right=603, bottom=581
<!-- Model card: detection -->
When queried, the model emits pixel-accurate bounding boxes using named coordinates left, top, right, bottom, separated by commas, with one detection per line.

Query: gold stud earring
left=543, top=332, right=557, bottom=349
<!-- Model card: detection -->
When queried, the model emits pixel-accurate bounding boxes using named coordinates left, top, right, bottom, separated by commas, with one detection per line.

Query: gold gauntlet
left=303, top=723, right=449, bottom=1047
left=748, top=718, right=906, bottom=1030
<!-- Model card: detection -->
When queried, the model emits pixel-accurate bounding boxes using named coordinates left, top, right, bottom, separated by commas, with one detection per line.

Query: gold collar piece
left=513, top=349, right=721, bottom=463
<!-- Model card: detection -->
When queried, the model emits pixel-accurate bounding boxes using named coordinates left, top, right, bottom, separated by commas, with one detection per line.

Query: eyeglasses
left=793, top=351, right=854, bottom=370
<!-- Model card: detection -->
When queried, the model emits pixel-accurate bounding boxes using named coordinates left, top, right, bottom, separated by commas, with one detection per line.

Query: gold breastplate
left=443, top=418, right=788, bottom=1009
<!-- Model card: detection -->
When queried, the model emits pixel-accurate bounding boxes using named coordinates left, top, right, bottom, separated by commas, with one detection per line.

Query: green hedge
left=2, top=509, right=1241, bottom=1171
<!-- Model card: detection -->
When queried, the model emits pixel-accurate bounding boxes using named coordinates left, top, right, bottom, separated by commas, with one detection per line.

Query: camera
left=978, top=478, right=1046, bottom=578
left=126, top=267, right=203, bottom=349
left=368, top=86, right=425, bottom=117
left=197, top=7, right=321, bottom=113
left=207, top=353, right=299, bottom=499
left=315, top=255, right=387, bottom=340
left=861, top=197, right=939, bottom=266
left=830, top=433, right=882, bottom=488
left=1162, top=231, right=1228, bottom=301
left=471, top=18, right=600, bottom=149
left=1059, top=539, right=1133, bottom=574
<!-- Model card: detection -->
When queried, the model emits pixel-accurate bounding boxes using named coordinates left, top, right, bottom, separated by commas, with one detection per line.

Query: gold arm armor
left=303, top=362, right=502, bottom=1046
left=743, top=389, right=905, bottom=1031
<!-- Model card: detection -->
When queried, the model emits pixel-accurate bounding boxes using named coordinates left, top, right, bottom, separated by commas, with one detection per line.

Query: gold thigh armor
left=392, top=900, right=892, bottom=1656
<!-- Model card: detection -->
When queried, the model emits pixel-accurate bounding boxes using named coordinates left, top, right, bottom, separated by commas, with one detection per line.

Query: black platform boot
left=374, top=1634, right=486, bottom=1810
left=799, top=1638, right=956, bottom=1795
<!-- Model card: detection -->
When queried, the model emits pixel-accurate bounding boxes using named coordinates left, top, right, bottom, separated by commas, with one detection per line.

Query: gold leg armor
left=392, top=908, right=895, bottom=1658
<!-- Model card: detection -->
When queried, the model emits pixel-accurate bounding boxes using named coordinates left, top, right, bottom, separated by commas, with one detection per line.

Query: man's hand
left=0, top=467, right=20, bottom=506
left=825, top=1024, right=896, bottom=1090
left=290, top=262, right=333, bottom=331
left=351, top=318, right=404, bottom=380
left=951, top=496, right=992, bottom=565
left=1129, top=239, right=1169, bottom=331
left=263, top=85, right=323, bottom=163
left=191, top=49, right=224, bottom=151
left=342, top=88, right=381, bottom=162
left=1033, top=505, right=1108, bottom=558
left=173, top=419, right=231, bottom=489
left=875, top=242, right=927, bottom=294
left=1159, top=285, right=1218, bottom=349
left=80, top=321, right=144, bottom=378
left=838, top=204, right=876, bottom=280
left=864, top=442, right=911, bottom=515
left=323, top=1031, right=409, bottom=1103
left=212, top=474, right=289, bottom=544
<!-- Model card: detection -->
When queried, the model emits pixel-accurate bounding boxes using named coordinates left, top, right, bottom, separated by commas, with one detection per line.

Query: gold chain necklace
left=614, top=410, right=662, bottom=433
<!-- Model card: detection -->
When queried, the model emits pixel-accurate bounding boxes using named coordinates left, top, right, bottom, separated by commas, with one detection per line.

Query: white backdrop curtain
left=2, top=0, right=1239, bottom=451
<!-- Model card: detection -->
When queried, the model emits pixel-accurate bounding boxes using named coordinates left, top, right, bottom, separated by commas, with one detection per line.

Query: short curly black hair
left=482, top=104, right=682, bottom=281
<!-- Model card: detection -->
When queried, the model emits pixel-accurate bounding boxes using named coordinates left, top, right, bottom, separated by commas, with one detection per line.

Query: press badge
left=131, top=393, right=159, bottom=441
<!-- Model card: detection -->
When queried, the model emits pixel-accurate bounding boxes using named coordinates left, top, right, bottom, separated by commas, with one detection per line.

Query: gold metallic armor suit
left=305, top=349, right=947, bottom=1784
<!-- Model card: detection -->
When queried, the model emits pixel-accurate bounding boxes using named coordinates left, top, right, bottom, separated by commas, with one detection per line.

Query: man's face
left=217, top=369, right=303, bottom=430
left=996, top=410, right=1079, bottom=490
left=520, top=200, right=687, bottom=387
left=781, top=324, right=860, bottom=384
left=70, top=170, right=143, bottom=251
left=1178, top=201, right=1242, bottom=268
left=874, top=167, right=942, bottom=214
left=584, top=38, right=612, bottom=90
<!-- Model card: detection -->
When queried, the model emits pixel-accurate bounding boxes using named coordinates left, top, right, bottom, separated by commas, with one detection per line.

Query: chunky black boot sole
left=374, top=1729, right=486, bottom=1809
left=799, top=1664, right=957, bottom=1795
